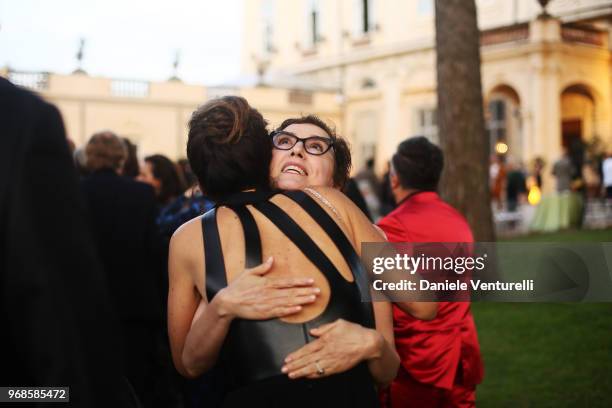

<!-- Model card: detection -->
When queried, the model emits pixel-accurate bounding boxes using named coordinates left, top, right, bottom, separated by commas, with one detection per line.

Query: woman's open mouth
left=282, top=163, right=308, bottom=176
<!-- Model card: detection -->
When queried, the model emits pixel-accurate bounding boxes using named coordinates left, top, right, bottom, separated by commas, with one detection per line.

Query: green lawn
left=473, top=228, right=612, bottom=407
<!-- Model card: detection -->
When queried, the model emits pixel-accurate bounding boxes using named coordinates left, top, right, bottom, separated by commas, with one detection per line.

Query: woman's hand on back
left=214, top=257, right=321, bottom=320
left=281, top=319, right=382, bottom=379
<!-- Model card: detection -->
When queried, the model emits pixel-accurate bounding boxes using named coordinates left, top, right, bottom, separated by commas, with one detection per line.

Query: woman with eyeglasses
left=266, top=116, right=394, bottom=384
left=168, top=97, right=435, bottom=407
left=268, top=116, right=347, bottom=190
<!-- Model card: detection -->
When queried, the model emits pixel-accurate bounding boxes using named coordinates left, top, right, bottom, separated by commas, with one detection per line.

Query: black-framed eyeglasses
left=271, top=130, right=334, bottom=156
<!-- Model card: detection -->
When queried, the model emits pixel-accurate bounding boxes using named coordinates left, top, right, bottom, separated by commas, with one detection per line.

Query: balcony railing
left=8, top=70, right=49, bottom=91
left=110, top=79, right=150, bottom=98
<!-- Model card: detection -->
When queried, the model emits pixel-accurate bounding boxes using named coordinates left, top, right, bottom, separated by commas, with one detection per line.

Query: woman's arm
left=167, top=222, right=230, bottom=379
left=366, top=301, right=400, bottom=386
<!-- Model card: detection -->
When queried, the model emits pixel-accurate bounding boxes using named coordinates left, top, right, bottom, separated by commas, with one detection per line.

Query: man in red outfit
left=378, top=137, right=484, bottom=407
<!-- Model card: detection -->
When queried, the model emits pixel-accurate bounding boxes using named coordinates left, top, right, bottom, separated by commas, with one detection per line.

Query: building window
left=305, top=0, right=322, bottom=48
left=262, top=0, right=276, bottom=54
left=416, top=108, right=439, bottom=144
left=353, top=0, right=376, bottom=36
left=487, top=99, right=506, bottom=152
left=417, top=0, right=433, bottom=16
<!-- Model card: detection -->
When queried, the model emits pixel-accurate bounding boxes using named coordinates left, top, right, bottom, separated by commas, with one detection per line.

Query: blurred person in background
left=157, top=157, right=215, bottom=240
left=378, top=136, right=483, bottom=408
left=603, top=151, right=612, bottom=201
left=379, top=161, right=397, bottom=217
left=355, top=158, right=383, bottom=220
left=490, top=154, right=506, bottom=210
left=552, top=147, right=574, bottom=193
left=505, top=157, right=527, bottom=213
left=178, top=158, right=198, bottom=188
left=533, top=157, right=545, bottom=189
left=73, top=146, right=90, bottom=177
left=582, top=159, right=601, bottom=199
left=122, top=137, right=141, bottom=179
left=0, top=77, right=135, bottom=407
left=80, top=131, right=174, bottom=407
left=138, top=154, right=186, bottom=208
left=344, top=177, right=372, bottom=220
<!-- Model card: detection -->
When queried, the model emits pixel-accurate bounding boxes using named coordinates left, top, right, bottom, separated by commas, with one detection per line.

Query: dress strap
left=251, top=200, right=345, bottom=286
left=228, top=205, right=262, bottom=268
left=282, top=190, right=371, bottom=299
left=202, top=207, right=227, bottom=301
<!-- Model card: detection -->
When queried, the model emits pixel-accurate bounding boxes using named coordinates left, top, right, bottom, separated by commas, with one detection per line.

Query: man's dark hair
left=144, top=154, right=186, bottom=205
left=276, top=115, right=351, bottom=189
left=187, top=96, right=271, bottom=201
left=392, top=136, right=444, bottom=191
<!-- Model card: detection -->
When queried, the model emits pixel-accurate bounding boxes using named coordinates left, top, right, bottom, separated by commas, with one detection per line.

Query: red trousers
left=389, top=367, right=476, bottom=408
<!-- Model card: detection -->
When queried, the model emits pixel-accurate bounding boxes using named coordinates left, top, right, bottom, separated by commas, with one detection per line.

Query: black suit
left=80, top=170, right=163, bottom=323
left=80, top=170, right=167, bottom=407
left=0, top=78, right=134, bottom=406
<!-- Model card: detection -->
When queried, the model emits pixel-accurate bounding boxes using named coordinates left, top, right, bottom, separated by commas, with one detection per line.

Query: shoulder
left=171, top=215, right=203, bottom=248
left=0, top=79, right=60, bottom=128
left=377, top=211, right=408, bottom=240
left=302, top=186, right=357, bottom=231
left=170, top=215, right=204, bottom=266
left=2, top=80, right=65, bottom=150
left=303, top=186, right=356, bottom=218
left=304, top=186, right=386, bottom=245
left=0, top=78, right=41, bottom=109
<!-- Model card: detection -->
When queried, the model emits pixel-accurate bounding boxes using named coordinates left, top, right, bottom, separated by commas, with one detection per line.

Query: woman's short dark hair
left=276, top=115, right=351, bottom=189
left=144, top=154, right=186, bottom=205
left=187, top=96, right=271, bottom=201
left=392, top=136, right=444, bottom=191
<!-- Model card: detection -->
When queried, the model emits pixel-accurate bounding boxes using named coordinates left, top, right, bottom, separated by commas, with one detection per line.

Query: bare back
left=185, top=187, right=380, bottom=324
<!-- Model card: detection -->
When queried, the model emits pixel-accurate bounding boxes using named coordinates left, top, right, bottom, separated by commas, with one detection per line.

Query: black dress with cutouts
left=202, top=190, right=379, bottom=408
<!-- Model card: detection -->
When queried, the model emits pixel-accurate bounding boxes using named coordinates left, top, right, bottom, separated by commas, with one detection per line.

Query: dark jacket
left=80, top=169, right=164, bottom=323
left=0, top=77, right=134, bottom=406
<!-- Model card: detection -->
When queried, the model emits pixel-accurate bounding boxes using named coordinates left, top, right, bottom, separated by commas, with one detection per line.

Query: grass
left=473, top=228, right=612, bottom=407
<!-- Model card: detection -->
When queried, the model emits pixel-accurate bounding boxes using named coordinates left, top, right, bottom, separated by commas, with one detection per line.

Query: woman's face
left=137, top=161, right=161, bottom=195
left=270, top=123, right=336, bottom=190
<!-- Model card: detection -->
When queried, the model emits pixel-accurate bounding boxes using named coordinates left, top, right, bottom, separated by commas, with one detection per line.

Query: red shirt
left=378, top=192, right=484, bottom=390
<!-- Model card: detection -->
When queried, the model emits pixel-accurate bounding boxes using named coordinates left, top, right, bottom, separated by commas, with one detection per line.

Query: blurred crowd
left=68, top=131, right=214, bottom=408
left=489, top=150, right=612, bottom=210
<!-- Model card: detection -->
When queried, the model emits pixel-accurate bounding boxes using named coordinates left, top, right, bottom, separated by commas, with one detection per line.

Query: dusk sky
left=0, top=0, right=244, bottom=85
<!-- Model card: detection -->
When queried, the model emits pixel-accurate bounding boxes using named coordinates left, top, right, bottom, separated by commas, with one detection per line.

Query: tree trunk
left=435, top=0, right=495, bottom=241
